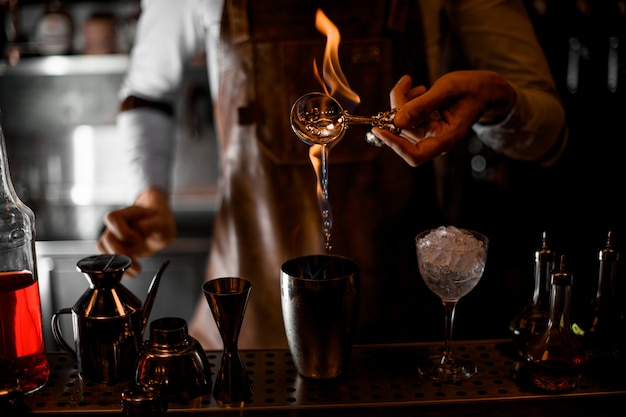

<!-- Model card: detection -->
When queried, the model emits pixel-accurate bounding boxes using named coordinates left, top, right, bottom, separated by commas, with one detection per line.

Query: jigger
left=290, top=92, right=401, bottom=146
left=202, top=278, right=253, bottom=408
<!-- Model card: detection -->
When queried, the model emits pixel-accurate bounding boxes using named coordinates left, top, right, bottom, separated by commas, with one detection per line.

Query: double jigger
left=290, top=92, right=401, bottom=146
left=202, top=278, right=254, bottom=408
left=126, top=277, right=255, bottom=411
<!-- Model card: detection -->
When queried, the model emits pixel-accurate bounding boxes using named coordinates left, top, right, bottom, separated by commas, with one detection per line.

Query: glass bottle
left=33, top=0, right=74, bottom=56
left=524, top=255, right=588, bottom=393
left=572, top=231, right=624, bottom=367
left=0, top=113, right=49, bottom=399
left=509, top=231, right=555, bottom=357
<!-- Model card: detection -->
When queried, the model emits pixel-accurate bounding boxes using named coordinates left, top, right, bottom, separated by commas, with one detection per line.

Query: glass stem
left=441, top=300, right=458, bottom=364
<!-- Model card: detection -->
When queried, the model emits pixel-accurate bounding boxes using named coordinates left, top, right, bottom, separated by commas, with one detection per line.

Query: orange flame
left=315, top=9, right=360, bottom=104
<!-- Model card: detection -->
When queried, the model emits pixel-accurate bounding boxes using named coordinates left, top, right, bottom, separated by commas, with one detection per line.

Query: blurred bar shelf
left=0, top=55, right=130, bottom=76
left=8, top=339, right=626, bottom=416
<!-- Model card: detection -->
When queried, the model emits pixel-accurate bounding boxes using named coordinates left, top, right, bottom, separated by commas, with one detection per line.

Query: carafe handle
left=51, top=308, right=76, bottom=355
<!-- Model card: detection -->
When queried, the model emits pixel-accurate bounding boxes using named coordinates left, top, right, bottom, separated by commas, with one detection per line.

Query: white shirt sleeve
left=117, top=0, right=215, bottom=200
left=117, top=109, right=175, bottom=201
left=471, top=85, right=568, bottom=166
left=447, top=0, right=567, bottom=166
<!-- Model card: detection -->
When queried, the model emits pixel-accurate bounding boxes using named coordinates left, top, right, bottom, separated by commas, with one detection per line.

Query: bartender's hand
left=97, top=187, right=177, bottom=277
left=371, top=71, right=516, bottom=167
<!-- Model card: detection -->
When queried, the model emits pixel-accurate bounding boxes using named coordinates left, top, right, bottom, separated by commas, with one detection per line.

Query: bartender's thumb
left=135, top=212, right=177, bottom=253
left=104, top=206, right=153, bottom=245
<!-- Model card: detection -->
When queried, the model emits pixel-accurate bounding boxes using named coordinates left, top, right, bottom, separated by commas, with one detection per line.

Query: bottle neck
left=0, top=123, right=12, bottom=193
left=45, top=0, right=68, bottom=13
left=0, top=122, right=36, bottom=238
left=595, top=250, right=619, bottom=307
left=549, top=282, right=572, bottom=330
left=533, top=255, right=554, bottom=304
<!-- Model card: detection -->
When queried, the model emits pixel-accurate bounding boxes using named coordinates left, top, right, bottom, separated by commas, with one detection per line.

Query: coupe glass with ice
left=415, top=226, right=488, bottom=382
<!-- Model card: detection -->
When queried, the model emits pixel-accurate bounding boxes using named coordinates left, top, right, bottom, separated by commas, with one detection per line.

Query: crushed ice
left=417, top=226, right=487, bottom=278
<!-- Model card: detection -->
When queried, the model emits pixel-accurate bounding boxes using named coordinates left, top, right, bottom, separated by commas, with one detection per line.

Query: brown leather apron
left=189, top=0, right=443, bottom=349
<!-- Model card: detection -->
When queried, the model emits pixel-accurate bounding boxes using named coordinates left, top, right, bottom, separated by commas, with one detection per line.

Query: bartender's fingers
left=96, top=231, right=142, bottom=277
left=102, top=206, right=153, bottom=252
left=393, top=87, right=447, bottom=129
left=371, top=127, right=448, bottom=167
left=135, top=216, right=177, bottom=255
left=97, top=206, right=157, bottom=276
left=389, top=75, right=427, bottom=109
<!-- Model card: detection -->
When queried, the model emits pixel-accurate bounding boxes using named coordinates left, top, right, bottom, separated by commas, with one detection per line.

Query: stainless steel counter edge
left=35, top=238, right=212, bottom=256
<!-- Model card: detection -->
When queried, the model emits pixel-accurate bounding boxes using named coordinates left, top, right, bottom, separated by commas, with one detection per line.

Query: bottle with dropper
left=572, top=231, right=625, bottom=370
left=509, top=231, right=555, bottom=357
left=524, top=255, right=588, bottom=393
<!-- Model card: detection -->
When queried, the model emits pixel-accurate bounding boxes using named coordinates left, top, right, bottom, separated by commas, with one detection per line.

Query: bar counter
left=8, top=339, right=626, bottom=416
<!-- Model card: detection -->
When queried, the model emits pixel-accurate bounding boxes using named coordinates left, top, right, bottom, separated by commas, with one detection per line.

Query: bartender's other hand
left=97, top=187, right=177, bottom=277
left=371, top=71, right=516, bottom=167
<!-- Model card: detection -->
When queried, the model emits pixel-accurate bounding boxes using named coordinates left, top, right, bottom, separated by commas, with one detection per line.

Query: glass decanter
left=0, top=114, right=49, bottom=400
left=509, top=231, right=555, bottom=357
left=524, top=255, right=588, bottom=393
left=572, top=231, right=625, bottom=369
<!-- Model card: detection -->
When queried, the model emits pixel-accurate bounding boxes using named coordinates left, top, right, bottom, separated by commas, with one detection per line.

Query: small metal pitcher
left=51, top=254, right=167, bottom=383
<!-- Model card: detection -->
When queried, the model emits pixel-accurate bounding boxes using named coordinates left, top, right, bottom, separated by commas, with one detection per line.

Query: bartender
left=97, top=0, right=567, bottom=350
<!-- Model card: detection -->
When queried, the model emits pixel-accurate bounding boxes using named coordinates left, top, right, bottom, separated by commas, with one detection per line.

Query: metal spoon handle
left=344, top=109, right=401, bottom=134
left=343, top=113, right=377, bottom=125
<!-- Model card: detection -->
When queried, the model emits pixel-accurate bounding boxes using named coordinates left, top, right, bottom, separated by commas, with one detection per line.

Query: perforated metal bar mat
left=16, top=340, right=626, bottom=414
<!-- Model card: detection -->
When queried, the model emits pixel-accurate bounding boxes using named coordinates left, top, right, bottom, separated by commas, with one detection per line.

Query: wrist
left=477, top=72, right=516, bottom=125
left=134, top=187, right=171, bottom=210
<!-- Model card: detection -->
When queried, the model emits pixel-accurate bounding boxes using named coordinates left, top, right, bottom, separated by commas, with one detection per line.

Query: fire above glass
left=290, top=92, right=401, bottom=146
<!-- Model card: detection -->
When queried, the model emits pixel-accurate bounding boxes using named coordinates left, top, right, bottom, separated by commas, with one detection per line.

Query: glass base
left=216, top=399, right=246, bottom=408
left=417, top=355, right=477, bottom=382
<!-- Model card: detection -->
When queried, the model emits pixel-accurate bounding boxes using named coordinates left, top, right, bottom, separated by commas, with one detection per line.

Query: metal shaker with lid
left=135, top=317, right=212, bottom=402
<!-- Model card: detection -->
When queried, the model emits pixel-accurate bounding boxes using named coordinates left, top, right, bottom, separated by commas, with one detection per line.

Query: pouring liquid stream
left=309, top=143, right=333, bottom=252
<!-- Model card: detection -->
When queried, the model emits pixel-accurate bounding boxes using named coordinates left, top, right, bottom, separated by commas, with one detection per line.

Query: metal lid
left=77, top=254, right=132, bottom=274
left=149, top=317, right=189, bottom=347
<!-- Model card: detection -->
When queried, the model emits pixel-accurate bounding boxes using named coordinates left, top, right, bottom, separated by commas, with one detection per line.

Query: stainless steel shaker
left=280, top=254, right=360, bottom=379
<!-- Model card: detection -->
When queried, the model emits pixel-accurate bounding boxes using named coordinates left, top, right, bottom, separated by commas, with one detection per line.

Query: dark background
left=452, top=0, right=626, bottom=337
left=1, top=0, right=625, bottom=341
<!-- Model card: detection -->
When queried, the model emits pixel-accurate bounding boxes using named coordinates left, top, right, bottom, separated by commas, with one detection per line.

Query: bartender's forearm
left=116, top=105, right=176, bottom=200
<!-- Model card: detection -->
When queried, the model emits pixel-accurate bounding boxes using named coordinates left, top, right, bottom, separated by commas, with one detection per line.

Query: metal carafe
left=51, top=254, right=167, bottom=383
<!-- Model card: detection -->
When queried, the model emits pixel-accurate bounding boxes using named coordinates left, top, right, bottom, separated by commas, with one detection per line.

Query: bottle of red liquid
left=0, top=112, right=49, bottom=400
